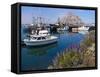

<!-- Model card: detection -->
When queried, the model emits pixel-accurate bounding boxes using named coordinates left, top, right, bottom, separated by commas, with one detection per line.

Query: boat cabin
left=31, top=36, right=47, bottom=40
left=29, top=30, right=50, bottom=40
left=38, top=30, right=49, bottom=35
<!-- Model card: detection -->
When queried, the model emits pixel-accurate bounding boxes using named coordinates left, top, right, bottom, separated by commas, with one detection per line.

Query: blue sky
left=21, top=6, right=95, bottom=25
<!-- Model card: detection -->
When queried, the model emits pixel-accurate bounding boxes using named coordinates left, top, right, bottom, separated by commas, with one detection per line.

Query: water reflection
left=78, top=31, right=88, bottom=35
left=24, top=43, right=58, bottom=56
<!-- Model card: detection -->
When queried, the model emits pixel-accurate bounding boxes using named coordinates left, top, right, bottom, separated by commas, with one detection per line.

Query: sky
left=21, top=6, right=95, bottom=25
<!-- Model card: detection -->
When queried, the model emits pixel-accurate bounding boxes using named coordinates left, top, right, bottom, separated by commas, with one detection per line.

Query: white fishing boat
left=23, top=30, right=58, bottom=46
left=78, top=26, right=89, bottom=31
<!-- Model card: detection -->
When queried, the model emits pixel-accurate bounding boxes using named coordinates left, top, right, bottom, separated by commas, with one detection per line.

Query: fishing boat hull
left=24, top=36, right=58, bottom=46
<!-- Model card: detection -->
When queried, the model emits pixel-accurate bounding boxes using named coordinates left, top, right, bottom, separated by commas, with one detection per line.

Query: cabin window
left=43, top=33, right=48, bottom=34
left=42, top=37, right=46, bottom=39
left=37, top=37, right=41, bottom=40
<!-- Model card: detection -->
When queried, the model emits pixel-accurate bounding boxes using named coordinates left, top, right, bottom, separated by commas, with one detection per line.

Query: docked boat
left=57, top=26, right=68, bottom=31
left=23, top=30, right=58, bottom=46
left=78, top=26, right=89, bottom=31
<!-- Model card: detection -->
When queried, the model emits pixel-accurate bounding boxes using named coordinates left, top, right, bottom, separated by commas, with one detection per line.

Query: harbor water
left=21, top=25, right=86, bottom=71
